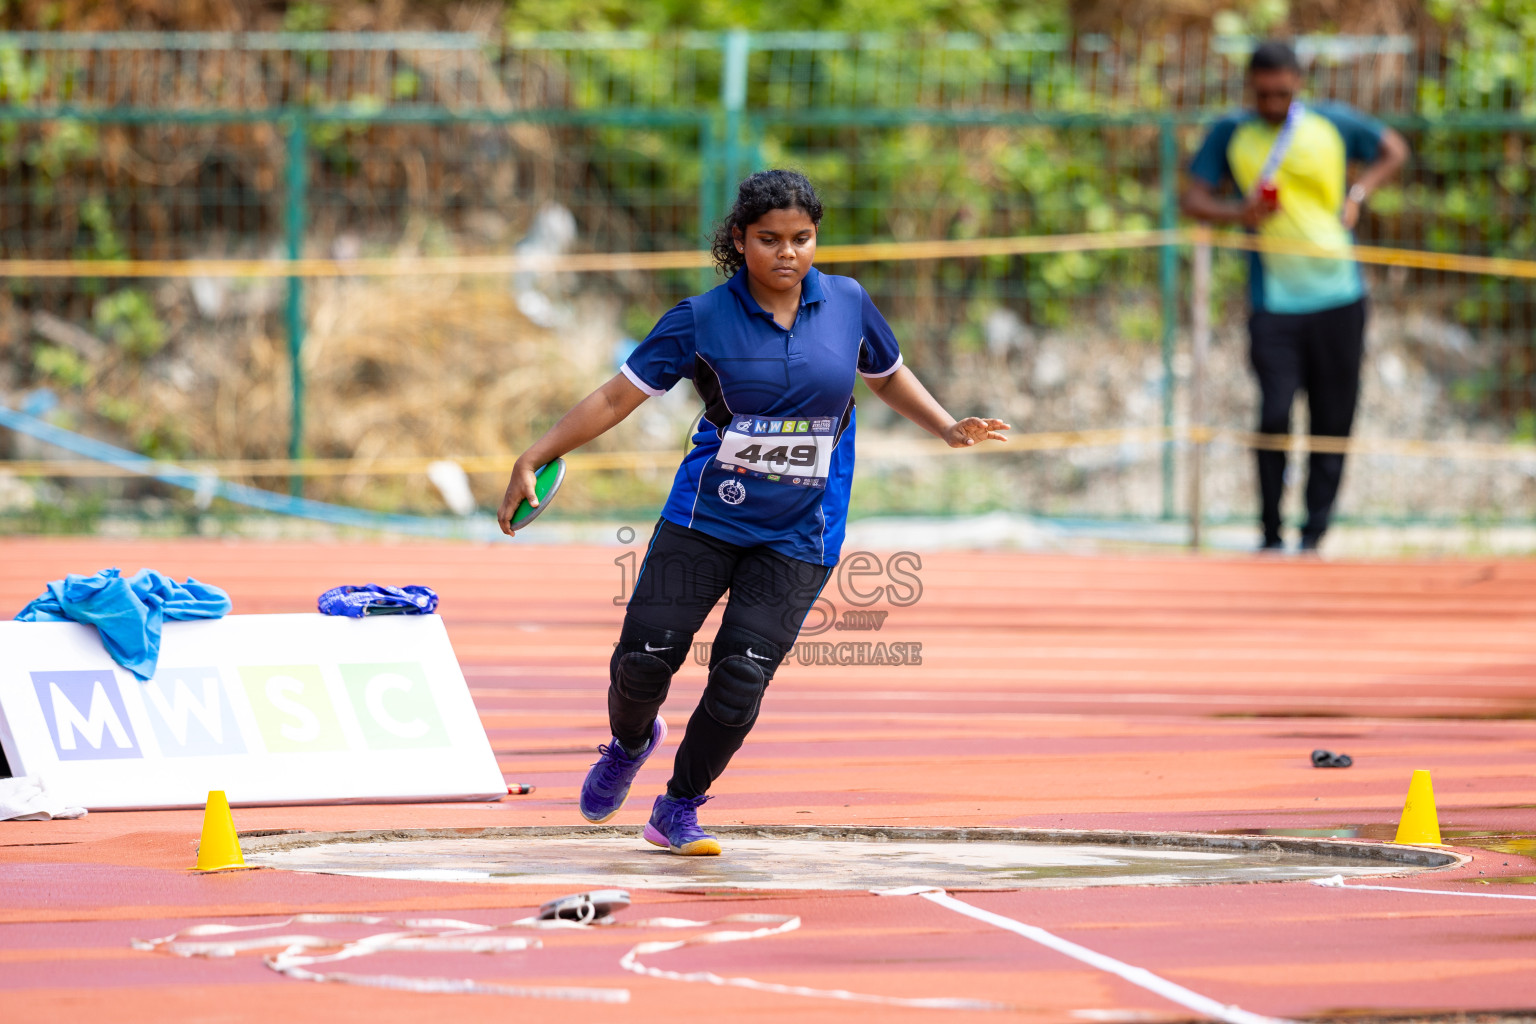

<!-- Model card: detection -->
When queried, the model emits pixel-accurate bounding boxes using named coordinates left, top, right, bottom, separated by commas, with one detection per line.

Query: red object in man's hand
left=1259, top=182, right=1280, bottom=211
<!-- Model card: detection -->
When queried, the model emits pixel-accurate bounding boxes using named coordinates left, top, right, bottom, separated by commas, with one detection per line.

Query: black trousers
left=612, top=519, right=831, bottom=800
left=1248, top=297, right=1367, bottom=545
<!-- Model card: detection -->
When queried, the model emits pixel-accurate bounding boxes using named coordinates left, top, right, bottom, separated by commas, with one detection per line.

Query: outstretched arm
left=497, top=373, right=650, bottom=535
left=864, top=366, right=1010, bottom=447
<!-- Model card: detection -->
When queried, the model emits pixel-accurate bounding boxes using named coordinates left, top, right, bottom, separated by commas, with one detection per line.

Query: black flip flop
left=1311, top=749, right=1353, bottom=768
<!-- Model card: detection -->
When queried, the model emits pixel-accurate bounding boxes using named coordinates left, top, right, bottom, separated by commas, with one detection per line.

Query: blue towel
left=317, top=584, right=439, bottom=618
left=14, top=568, right=232, bottom=680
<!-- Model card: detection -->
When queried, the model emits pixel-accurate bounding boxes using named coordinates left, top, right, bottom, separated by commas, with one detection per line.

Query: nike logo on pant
left=645, top=642, right=671, bottom=652
left=745, top=648, right=771, bottom=661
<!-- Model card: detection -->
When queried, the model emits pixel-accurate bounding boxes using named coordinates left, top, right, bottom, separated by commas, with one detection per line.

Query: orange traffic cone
left=194, top=790, right=247, bottom=871
left=1393, top=770, right=1443, bottom=846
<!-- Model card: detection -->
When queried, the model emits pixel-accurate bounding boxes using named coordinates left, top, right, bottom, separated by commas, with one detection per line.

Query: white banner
left=0, top=613, right=505, bottom=810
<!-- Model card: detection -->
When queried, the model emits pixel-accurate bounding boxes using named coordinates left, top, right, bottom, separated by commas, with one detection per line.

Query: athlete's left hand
left=945, top=417, right=1011, bottom=447
left=1341, top=198, right=1362, bottom=230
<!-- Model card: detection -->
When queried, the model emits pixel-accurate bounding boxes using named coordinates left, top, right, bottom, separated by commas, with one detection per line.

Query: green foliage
left=77, top=194, right=126, bottom=260
left=132, top=420, right=191, bottom=460
left=94, top=395, right=142, bottom=427
left=311, top=97, right=385, bottom=170
left=390, top=70, right=421, bottom=100
left=0, top=46, right=96, bottom=181
left=1512, top=408, right=1536, bottom=442
left=1116, top=302, right=1161, bottom=344
left=624, top=303, right=661, bottom=341
left=22, top=117, right=96, bottom=180
left=282, top=2, right=333, bottom=32
left=0, top=43, right=45, bottom=102
left=94, top=289, right=167, bottom=357
left=1430, top=0, right=1536, bottom=37
left=1450, top=367, right=1504, bottom=408
left=0, top=492, right=105, bottom=536
left=1211, top=0, right=1288, bottom=38
left=31, top=343, right=90, bottom=389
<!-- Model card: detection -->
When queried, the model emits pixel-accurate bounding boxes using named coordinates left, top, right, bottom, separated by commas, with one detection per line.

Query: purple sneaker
left=579, top=716, right=667, bottom=824
left=643, top=793, right=721, bottom=856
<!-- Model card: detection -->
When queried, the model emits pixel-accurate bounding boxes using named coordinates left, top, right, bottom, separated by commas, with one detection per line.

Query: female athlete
left=497, top=170, right=1010, bottom=855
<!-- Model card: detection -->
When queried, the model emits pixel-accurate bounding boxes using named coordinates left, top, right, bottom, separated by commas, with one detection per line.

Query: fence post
left=1158, top=117, right=1179, bottom=521
left=283, top=113, right=309, bottom=497
left=1188, top=231, right=1212, bottom=550
left=721, top=29, right=750, bottom=212
left=698, top=115, right=718, bottom=292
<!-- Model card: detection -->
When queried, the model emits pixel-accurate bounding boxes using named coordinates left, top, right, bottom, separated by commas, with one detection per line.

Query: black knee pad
left=701, top=625, right=782, bottom=728
left=703, top=657, right=767, bottom=728
left=610, top=620, right=691, bottom=701
left=612, top=651, right=673, bottom=703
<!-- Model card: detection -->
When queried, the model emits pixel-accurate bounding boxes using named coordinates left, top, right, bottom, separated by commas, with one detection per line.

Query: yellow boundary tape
left=0, top=229, right=1176, bottom=279
left=1, top=227, right=1532, bottom=279
left=3, top=427, right=1532, bottom=479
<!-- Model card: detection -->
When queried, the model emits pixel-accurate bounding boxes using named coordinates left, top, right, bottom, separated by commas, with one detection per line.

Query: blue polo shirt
left=621, top=266, right=903, bottom=566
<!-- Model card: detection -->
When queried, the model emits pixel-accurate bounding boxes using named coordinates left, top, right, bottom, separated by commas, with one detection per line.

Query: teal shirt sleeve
left=1312, top=102, right=1385, bottom=163
left=1188, top=112, right=1246, bottom=191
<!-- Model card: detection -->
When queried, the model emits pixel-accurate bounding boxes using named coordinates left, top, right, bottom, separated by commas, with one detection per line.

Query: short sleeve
left=1188, top=116, right=1241, bottom=189
left=1316, top=102, right=1385, bottom=163
left=857, top=287, right=903, bottom=378
left=622, top=301, right=696, bottom=396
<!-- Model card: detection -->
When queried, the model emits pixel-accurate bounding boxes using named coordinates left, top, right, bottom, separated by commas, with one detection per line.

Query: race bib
left=715, top=415, right=836, bottom=489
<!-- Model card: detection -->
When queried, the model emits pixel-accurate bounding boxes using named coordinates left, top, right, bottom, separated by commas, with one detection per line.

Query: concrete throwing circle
left=243, top=825, right=1459, bottom=892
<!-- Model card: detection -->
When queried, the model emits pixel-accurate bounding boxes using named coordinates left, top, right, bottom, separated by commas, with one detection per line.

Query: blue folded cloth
left=14, top=568, right=232, bottom=680
left=318, top=584, right=439, bottom=618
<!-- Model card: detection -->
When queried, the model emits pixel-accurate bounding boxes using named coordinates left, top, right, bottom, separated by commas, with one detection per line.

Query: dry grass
left=0, top=273, right=630, bottom=514
left=297, top=275, right=610, bottom=508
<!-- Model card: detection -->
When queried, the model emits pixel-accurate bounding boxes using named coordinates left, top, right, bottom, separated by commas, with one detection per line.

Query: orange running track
left=2, top=537, right=1535, bottom=1023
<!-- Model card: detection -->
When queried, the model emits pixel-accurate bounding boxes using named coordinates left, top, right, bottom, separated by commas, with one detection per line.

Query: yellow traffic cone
left=194, top=790, right=247, bottom=871
left=1393, top=770, right=1443, bottom=845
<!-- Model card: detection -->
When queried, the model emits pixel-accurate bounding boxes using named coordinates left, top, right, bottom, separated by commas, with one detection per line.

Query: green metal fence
left=3, top=31, right=1536, bottom=539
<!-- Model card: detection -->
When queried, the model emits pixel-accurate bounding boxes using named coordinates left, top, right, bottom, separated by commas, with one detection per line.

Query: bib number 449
left=731, top=443, right=818, bottom=469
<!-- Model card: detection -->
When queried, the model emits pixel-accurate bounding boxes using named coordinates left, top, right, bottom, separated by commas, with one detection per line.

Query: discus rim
left=509, top=457, right=566, bottom=531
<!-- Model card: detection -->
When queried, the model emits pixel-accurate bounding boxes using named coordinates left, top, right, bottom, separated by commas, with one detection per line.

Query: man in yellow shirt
left=1182, top=41, right=1408, bottom=553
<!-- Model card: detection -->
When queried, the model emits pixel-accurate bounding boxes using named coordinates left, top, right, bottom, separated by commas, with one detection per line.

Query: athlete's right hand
left=1239, top=193, right=1275, bottom=229
left=497, top=458, right=541, bottom=537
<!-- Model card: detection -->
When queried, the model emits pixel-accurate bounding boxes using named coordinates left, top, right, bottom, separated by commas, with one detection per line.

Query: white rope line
left=135, top=906, right=1009, bottom=1010
left=617, top=912, right=1009, bottom=1011
left=134, top=912, right=628, bottom=1003
left=1311, top=875, right=1536, bottom=901
left=877, top=887, right=1295, bottom=1024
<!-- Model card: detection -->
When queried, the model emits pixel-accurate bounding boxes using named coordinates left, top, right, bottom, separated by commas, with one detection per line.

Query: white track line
left=618, top=913, right=1007, bottom=1011
left=879, top=888, right=1295, bottom=1024
left=1311, top=875, right=1536, bottom=901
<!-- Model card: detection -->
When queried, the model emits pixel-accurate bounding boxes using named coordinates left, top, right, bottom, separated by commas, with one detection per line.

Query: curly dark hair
left=709, top=169, right=825, bottom=277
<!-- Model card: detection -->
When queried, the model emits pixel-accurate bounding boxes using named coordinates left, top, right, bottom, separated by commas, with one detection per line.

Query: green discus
left=510, top=458, right=566, bottom=531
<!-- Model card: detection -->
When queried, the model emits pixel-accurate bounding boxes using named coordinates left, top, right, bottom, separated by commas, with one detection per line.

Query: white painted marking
left=1311, top=874, right=1536, bottom=901
left=895, top=888, right=1296, bottom=1024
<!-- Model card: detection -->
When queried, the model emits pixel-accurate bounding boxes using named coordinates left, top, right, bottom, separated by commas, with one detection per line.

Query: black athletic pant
left=1248, top=297, right=1367, bottom=545
left=612, top=518, right=831, bottom=800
